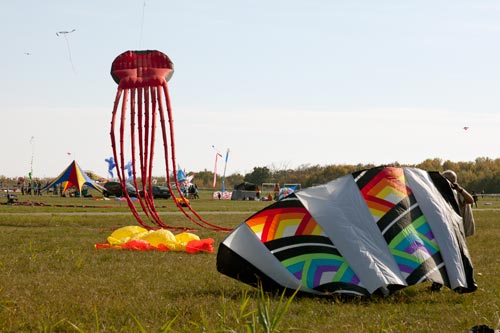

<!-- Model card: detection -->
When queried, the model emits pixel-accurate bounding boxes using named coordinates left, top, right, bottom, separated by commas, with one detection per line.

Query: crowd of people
left=18, top=180, right=45, bottom=196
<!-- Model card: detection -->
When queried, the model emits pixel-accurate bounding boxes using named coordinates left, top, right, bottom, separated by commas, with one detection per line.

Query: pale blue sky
left=1, top=1, right=499, bottom=179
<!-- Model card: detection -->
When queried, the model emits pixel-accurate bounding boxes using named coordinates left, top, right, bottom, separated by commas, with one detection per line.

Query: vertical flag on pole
left=221, top=148, right=230, bottom=193
left=213, top=152, right=222, bottom=188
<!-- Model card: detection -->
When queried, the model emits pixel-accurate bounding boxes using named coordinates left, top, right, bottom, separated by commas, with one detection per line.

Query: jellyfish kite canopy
left=110, top=50, right=230, bottom=231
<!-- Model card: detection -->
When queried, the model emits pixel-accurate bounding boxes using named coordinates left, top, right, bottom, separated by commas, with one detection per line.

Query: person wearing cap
left=441, top=169, right=475, bottom=237
left=431, top=169, right=476, bottom=291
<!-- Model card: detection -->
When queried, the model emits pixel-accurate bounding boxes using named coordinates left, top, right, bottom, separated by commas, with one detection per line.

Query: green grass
left=0, top=190, right=270, bottom=213
left=0, top=195, right=499, bottom=332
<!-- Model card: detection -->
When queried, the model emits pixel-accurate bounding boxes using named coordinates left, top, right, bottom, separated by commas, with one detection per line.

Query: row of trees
left=2, top=157, right=499, bottom=194
left=193, top=157, right=500, bottom=194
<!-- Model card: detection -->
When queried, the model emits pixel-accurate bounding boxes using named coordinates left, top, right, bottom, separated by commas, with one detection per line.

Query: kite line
left=56, top=29, right=76, bottom=73
left=29, top=136, right=35, bottom=181
left=139, top=1, right=147, bottom=48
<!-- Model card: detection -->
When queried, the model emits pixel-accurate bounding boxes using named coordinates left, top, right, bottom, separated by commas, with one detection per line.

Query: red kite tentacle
left=110, top=88, right=123, bottom=170
left=141, top=88, right=148, bottom=184
left=129, top=88, right=156, bottom=226
left=136, top=87, right=147, bottom=198
left=143, top=87, right=151, bottom=192
left=140, top=87, right=167, bottom=227
left=155, top=86, right=199, bottom=225
left=138, top=87, right=163, bottom=226
left=138, top=87, right=152, bottom=208
left=138, top=86, right=189, bottom=231
left=136, top=87, right=161, bottom=225
left=144, top=86, right=170, bottom=228
left=112, top=88, right=151, bottom=229
left=137, top=86, right=179, bottom=230
left=118, top=89, right=152, bottom=229
left=161, top=83, right=232, bottom=231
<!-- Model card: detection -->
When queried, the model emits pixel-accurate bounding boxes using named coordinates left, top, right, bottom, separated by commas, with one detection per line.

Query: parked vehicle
left=140, top=186, right=171, bottom=199
left=103, top=182, right=138, bottom=197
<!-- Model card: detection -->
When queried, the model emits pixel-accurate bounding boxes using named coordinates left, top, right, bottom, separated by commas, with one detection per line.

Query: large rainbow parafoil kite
left=109, top=50, right=230, bottom=231
left=217, top=166, right=477, bottom=297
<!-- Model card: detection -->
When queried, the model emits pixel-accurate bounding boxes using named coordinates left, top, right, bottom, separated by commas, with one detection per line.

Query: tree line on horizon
left=1, top=157, right=499, bottom=194
left=193, top=157, right=500, bottom=194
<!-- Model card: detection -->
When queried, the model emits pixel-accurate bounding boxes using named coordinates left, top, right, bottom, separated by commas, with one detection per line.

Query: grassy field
left=0, top=192, right=499, bottom=332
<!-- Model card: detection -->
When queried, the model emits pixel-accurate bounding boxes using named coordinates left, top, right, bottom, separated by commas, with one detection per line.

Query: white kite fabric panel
left=217, top=166, right=477, bottom=296
left=296, top=174, right=406, bottom=294
left=220, top=223, right=316, bottom=293
left=404, top=168, right=472, bottom=290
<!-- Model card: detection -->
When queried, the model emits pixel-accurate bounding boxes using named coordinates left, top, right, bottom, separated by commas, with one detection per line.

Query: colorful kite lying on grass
left=95, top=226, right=214, bottom=253
left=217, top=166, right=477, bottom=297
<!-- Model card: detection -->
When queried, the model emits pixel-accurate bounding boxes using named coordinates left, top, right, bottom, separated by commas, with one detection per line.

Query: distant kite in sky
left=124, top=161, right=133, bottom=181
left=105, top=157, right=116, bottom=178
left=56, top=29, right=76, bottom=37
left=109, top=50, right=230, bottom=231
left=56, top=29, right=76, bottom=73
left=463, top=126, right=469, bottom=131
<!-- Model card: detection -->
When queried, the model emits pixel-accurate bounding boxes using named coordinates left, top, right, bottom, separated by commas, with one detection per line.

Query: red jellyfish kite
left=110, top=50, right=231, bottom=231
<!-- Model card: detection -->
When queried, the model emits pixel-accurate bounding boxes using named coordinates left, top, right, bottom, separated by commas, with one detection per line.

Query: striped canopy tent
left=42, top=160, right=105, bottom=195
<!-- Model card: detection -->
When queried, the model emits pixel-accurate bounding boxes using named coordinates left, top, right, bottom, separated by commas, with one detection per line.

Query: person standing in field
left=431, top=170, right=476, bottom=292
left=273, top=183, right=280, bottom=201
left=471, top=191, right=478, bottom=208
left=441, top=169, right=475, bottom=236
